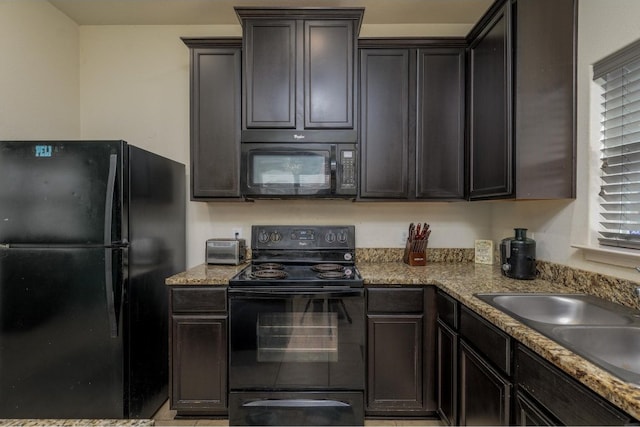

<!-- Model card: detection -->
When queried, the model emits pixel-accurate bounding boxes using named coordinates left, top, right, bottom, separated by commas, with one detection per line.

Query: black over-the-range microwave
left=241, top=143, right=357, bottom=198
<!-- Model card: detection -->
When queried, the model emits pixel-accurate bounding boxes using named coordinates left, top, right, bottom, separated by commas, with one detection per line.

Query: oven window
left=251, top=153, right=329, bottom=185
left=257, top=312, right=338, bottom=363
left=229, top=292, right=365, bottom=390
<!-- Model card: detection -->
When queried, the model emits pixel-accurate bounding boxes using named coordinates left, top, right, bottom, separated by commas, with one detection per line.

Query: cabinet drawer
left=459, top=305, right=511, bottom=375
left=515, top=345, right=633, bottom=426
left=367, top=288, right=424, bottom=313
left=171, top=287, right=227, bottom=313
left=436, top=290, right=458, bottom=329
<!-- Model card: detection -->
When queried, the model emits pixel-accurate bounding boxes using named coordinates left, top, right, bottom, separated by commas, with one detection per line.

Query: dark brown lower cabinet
left=436, top=291, right=639, bottom=426
left=514, top=344, right=635, bottom=426
left=436, top=320, right=457, bottom=425
left=366, top=286, right=437, bottom=416
left=368, top=314, right=424, bottom=410
left=514, top=391, right=557, bottom=426
left=459, top=340, right=511, bottom=426
left=170, top=287, right=228, bottom=416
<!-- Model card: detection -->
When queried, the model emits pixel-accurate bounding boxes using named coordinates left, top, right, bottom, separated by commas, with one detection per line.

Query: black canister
left=500, top=228, right=536, bottom=280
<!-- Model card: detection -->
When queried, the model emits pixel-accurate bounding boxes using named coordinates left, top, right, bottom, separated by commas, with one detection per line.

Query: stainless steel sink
left=477, top=293, right=633, bottom=325
left=474, top=293, right=640, bottom=385
left=552, top=326, right=640, bottom=384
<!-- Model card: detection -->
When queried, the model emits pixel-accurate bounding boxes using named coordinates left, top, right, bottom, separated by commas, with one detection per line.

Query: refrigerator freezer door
left=0, top=247, right=125, bottom=419
left=0, top=141, right=125, bottom=245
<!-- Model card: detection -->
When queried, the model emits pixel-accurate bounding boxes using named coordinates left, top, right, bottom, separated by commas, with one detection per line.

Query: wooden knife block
left=403, top=239, right=427, bottom=266
left=406, top=251, right=426, bottom=266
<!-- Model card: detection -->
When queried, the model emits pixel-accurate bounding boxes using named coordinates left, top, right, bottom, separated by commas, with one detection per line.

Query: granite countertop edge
left=0, top=420, right=153, bottom=426
left=165, top=261, right=640, bottom=420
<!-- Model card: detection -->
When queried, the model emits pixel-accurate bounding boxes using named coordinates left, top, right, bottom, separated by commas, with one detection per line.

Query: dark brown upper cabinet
left=359, top=40, right=465, bottom=200
left=235, top=7, right=364, bottom=144
left=182, top=38, right=242, bottom=200
left=467, top=0, right=576, bottom=200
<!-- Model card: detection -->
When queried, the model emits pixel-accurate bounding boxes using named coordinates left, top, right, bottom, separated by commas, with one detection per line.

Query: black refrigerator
left=0, top=140, right=186, bottom=419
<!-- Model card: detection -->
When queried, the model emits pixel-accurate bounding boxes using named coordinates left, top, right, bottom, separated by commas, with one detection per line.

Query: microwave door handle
left=330, top=146, right=337, bottom=193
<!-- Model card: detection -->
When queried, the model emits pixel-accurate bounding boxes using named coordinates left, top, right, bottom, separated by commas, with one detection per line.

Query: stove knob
left=258, top=230, right=270, bottom=243
left=337, top=231, right=348, bottom=243
left=325, top=231, right=336, bottom=243
left=344, top=252, right=353, bottom=261
left=270, top=231, right=282, bottom=242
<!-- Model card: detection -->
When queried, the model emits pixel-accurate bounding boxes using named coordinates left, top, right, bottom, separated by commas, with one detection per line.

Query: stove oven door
left=228, top=288, right=365, bottom=391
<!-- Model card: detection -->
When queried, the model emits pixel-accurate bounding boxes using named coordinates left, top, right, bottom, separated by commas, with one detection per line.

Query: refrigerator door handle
left=104, top=154, right=118, bottom=246
left=105, top=248, right=119, bottom=338
left=104, top=154, right=119, bottom=338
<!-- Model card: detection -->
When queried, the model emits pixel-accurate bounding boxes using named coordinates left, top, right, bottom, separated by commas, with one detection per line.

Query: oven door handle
left=228, top=288, right=364, bottom=299
left=242, top=399, right=351, bottom=408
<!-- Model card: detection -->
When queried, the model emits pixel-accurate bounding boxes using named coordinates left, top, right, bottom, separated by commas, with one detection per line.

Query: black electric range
left=228, top=225, right=365, bottom=426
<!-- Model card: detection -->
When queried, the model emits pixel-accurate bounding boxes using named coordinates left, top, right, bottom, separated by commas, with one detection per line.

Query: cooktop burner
left=249, top=269, right=288, bottom=280
left=255, top=262, right=285, bottom=270
left=311, top=263, right=345, bottom=272
left=317, top=270, right=352, bottom=280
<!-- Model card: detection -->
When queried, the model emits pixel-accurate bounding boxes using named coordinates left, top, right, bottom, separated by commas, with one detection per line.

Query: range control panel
left=251, top=225, right=355, bottom=250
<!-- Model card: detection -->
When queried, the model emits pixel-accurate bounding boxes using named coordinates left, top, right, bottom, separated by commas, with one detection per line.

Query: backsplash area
left=536, top=261, right=640, bottom=311
left=356, top=248, right=475, bottom=263
left=357, top=248, right=640, bottom=311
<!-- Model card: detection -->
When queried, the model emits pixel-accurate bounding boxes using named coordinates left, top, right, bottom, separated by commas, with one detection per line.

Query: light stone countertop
left=0, top=420, right=153, bottom=426
left=164, top=263, right=247, bottom=285
left=166, top=260, right=640, bottom=420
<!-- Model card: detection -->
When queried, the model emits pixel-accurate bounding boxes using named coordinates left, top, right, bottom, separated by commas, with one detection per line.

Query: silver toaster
left=206, top=238, right=246, bottom=265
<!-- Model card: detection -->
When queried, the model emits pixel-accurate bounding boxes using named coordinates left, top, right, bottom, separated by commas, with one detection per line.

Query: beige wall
left=6, top=1, right=640, bottom=282
left=0, top=0, right=80, bottom=139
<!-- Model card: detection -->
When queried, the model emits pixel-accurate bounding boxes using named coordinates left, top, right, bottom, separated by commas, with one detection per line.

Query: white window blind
left=595, top=40, right=640, bottom=249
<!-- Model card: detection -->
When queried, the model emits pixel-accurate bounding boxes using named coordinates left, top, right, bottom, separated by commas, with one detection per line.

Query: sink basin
left=474, top=293, right=640, bottom=385
left=476, top=293, right=633, bottom=325
left=552, top=326, right=640, bottom=383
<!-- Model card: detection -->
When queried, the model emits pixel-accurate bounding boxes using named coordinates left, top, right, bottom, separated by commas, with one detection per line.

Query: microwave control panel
left=340, top=149, right=357, bottom=190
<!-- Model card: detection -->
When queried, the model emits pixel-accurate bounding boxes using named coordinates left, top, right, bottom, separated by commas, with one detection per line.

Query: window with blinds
left=595, top=39, right=640, bottom=249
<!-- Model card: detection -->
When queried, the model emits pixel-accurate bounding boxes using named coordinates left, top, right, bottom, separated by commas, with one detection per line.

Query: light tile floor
left=153, top=400, right=443, bottom=427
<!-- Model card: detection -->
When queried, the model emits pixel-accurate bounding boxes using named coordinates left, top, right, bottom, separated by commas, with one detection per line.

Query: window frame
left=593, top=38, right=640, bottom=251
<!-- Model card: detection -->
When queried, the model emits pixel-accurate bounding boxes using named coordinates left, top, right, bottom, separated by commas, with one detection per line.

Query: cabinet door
left=459, top=341, right=511, bottom=426
left=305, top=20, right=354, bottom=129
left=468, top=3, right=513, bottom=199
left=244, top=20, right=296, bottom=128
left=514, top=391, right=557, bottom=426
left=190, top=47, right=242, bottom=199
left=171, top=315, right=228, bottom=413
left=514, top=0, right=576, bottom=199
left=437, top=321, right=458, bottom=426
left=515, top=344, right=634, bottom=425
left=416, top=48, right=465, bottom=199
left=359, top=49, right=411, bottom=198
left=367, top=314, right=424, bottom=412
